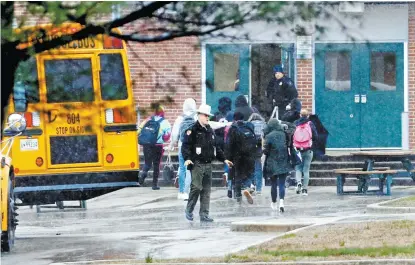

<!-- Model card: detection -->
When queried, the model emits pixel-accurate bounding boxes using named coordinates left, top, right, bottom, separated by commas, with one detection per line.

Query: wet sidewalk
left=2, top=186, right=415, bottom=265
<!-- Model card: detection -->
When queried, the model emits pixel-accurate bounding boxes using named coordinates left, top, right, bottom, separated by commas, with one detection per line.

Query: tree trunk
left=1, top=51, right=19, bottom=127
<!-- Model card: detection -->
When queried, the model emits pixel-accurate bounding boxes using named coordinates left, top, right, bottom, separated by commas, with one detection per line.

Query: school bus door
left=39, top=54, right=104, bottom=168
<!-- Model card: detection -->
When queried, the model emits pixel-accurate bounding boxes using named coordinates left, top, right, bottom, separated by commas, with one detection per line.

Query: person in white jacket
left=169, top=98, right=197, bottom=200
left=169, top=99, right=232, bottom=200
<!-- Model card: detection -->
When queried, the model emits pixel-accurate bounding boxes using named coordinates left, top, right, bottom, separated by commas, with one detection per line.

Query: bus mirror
left=13, top=80, right=28, bottom=112
left=7, top=113, right=27, bottom=133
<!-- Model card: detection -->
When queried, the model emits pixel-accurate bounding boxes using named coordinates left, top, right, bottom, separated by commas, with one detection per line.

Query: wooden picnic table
left=335, top=151, right=415, bottom=195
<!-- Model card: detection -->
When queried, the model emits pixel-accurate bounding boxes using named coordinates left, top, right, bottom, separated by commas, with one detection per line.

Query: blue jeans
left=271, top=174, right=286, bottom=202
left=295, top=150, right=313, bottom=190
left=178, top=146, right=186, bottom=193
left=250, top=158, right=263, bottom=192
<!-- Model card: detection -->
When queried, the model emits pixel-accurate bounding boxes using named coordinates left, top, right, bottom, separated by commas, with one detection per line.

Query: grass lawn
left=383, top=196, right=415, bottom=207
left=157, top=220, right=415, bottom=263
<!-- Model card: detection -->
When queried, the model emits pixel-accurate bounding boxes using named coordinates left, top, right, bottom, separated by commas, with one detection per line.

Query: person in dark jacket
left=281, top=98, right=302, bottom=123
left=263, top=119, right=292, bottom=212
left=266, top=65, right=298, bottom=119
left=225, top=112, right=255, bottom=204
left=234, top=95, right=253, bottom=122
left=293, top=109, right=318, bottom=196
left=182, top=104, right=233, bottom=222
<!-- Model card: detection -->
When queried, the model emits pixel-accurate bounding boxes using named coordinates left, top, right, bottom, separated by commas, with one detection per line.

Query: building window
left=325, top=51, right=351, bottom=91
left=371, top=52, right=396, bottom=91
left=214, top=53, right=239, bottom=91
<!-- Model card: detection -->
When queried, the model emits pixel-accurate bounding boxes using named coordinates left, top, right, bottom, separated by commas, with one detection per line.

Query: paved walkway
left=2, top=186, right=415, bottom=265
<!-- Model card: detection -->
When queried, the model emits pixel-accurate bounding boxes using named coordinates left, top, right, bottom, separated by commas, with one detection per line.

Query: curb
left=50, top=258, right=415, bottom=265
left=367, top=196, right=415, bottom=213
left=231, top=221, right=313, bottom=232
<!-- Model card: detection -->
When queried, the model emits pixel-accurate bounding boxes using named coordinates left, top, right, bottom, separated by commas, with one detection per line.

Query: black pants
left=233, top=157, right=255, bottom=198
left=142, top=144, right=164, bottom=187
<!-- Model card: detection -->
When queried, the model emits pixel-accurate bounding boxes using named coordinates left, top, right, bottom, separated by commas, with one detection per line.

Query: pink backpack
left=293, top=121, right=312, bottom=149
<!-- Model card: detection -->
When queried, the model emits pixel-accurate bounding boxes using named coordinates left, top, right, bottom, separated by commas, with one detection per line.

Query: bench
left=333, top=167, right=391, bottom=173
left=335, top=169, right=397, bottom=196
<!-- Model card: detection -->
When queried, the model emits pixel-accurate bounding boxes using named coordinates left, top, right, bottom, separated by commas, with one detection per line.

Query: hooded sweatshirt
left=169, top=98, right=197, bottom=149
left=263, top=119, right=292, bottom=176
left=234, top=95, right=253, bottom=121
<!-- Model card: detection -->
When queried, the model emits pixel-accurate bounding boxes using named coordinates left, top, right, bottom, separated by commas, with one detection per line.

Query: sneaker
left=279, top=199, right=285, bottom=213
left=177, top=192, right=184, bottom=200
left=271, top=202, right=278, bottom=210
left=138, top=172, right=146, bottom=185
left=236, top=196, right=242, bottom=203
left=302, top=189, right=308, bottom=196
left=222, top=173, right=228, bottom=186
left=227, top=190, right=232, bottom=198
left=185, top=210, right=194, bottom=221
left=296, top=183, right=302, bottom=194
left=256, top=191, right=262, bottom=196
left=200, top=216, right=214, bottom=222
left=183, top=193, right=189, bottom=201
left=152, top=186, right=160, bottom=190
left=243, top=189, right=254, bottom=204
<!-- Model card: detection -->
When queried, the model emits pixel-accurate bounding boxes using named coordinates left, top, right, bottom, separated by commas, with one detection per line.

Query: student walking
left=225, top=112, right=257, bottom=204
left=247, top=112, right=266, bottom=195
left=138, top=105, right=171, bottom=190
left=293, top=109, right=318, bottom=196
left=169, top=98, right=197, bottom=200
left=263, top=119, right=292, bottom=212
left=182, top=104, right=233, bottom=222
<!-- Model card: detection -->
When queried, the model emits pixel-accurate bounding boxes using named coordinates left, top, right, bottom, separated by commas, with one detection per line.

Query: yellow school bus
left=4, top=23, right=139, bottom=207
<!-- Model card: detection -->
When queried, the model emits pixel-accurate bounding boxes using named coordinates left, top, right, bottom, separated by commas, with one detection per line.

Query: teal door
left=206, top=44, right=249, bottom=114
left=315, top=43, right=404, bottom=148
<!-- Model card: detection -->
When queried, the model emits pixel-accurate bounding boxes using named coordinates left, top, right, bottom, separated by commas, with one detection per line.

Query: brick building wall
left=125, top=38, right=202, bottom=124
left=409, top=3, right=415, bottom=148
left=295, top=59, right=313, bottom=112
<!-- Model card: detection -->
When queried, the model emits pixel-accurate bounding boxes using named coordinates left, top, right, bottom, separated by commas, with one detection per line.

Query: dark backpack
left=232, top=121, right=257, bottom=155
left=139, top=117, right=164, bottom=145
left=179, top=115, right=195, bottom=142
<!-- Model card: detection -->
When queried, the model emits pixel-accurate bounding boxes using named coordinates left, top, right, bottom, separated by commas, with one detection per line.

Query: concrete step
left=139, top=154, right=415, bottom=187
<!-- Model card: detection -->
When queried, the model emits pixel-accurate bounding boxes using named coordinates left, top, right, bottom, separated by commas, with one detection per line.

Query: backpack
left=138, top=117, right=164, bottom=145
left=232, top=122, right=257, bottom=155
left=179, top=115, right=195, bottom=142
left=293, top=121, right=312, bottom=149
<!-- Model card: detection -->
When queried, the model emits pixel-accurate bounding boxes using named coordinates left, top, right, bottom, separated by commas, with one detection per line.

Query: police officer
left=266, top=64, right=298, bottom=119
left=182, top=104, right=233, bottom=222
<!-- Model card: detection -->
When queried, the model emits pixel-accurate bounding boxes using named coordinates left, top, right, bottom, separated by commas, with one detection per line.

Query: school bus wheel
left=1, top=177, right=17, bottom=252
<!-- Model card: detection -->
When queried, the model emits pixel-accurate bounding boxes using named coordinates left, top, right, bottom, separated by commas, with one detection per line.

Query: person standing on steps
left=266, top=64, right=298, bottom=119
left=182, top=104, right=233, bottom=222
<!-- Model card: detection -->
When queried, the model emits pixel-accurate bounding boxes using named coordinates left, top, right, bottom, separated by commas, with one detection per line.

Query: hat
left=273, top=64, right=284, bottom=74
left=197, top=104, right=213, bottom=116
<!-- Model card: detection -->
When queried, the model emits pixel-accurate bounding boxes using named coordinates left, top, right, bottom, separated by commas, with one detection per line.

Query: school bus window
left=13, top=57, right=39, bottom=109
left=45, top=59, right=94, bottom=103
left=99, top=54, right=128, bottom=100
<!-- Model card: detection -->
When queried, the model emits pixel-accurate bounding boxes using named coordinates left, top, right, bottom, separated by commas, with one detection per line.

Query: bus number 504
left=67, top=113, right=80, bottom=124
